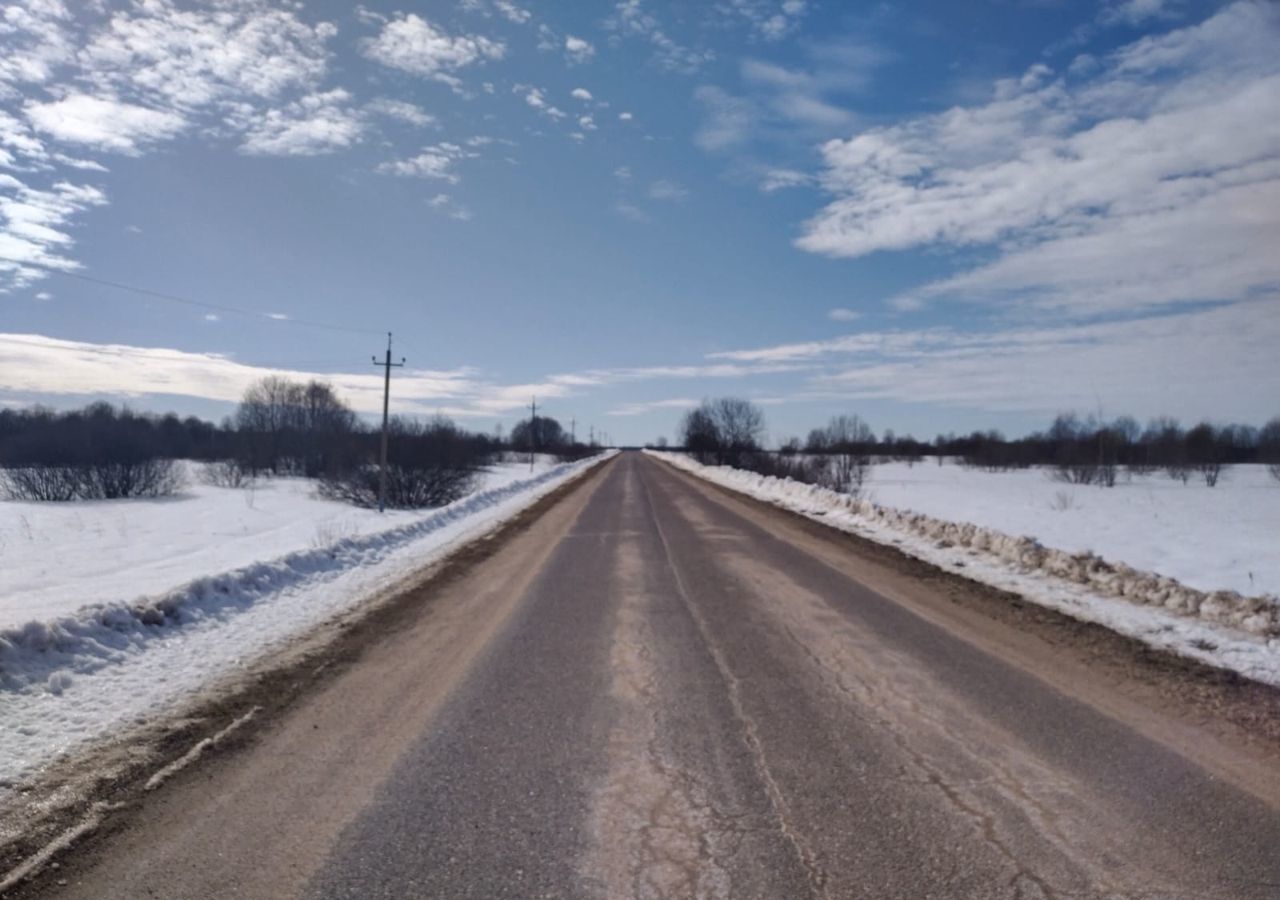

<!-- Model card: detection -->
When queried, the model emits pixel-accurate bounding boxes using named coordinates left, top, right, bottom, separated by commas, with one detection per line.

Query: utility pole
left=571, top=417, right=576, bottom=446
left=372, top=332, right=405, bottom=513
left=529, top=396, right=537, bottom=471
left=589, top=425, right=594, bottom=447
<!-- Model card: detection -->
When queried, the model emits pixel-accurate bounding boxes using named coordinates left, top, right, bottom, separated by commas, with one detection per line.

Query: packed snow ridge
left=0, top=455, right=610, bottom=785
left=0, top=458, right=601, bottom=692
left=649, top=451, right=1280, bottom=685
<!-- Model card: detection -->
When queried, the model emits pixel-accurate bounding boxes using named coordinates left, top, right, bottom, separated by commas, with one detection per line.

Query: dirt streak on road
left=16, top=452, right=1280, bottom=899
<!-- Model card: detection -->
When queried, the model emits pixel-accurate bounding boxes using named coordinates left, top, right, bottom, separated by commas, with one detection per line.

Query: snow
left=862, top=461, right=1280, bottom=599
left=649, top=452, right=1280, bottom=688
left=0, top=454, right=610, bottom=788
left=0, top=457, right=561, bottom=629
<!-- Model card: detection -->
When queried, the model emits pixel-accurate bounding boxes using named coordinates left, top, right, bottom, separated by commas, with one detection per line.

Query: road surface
left=28, top=452, right=1280, bottom=899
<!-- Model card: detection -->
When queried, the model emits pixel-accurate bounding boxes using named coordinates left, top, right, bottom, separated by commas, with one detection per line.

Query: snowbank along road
left=10, top=452, right=1280, bottom=899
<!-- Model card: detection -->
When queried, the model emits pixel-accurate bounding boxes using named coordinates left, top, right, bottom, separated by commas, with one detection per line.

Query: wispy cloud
left=606, top=0, right=714, bottom=74
left=708, top=298, right=1280, bottom=422
left=377, top=143, right=476, bottom=182
left=564, top=35, right=595, bottom=64
left=26, top=94, right=186, bottom=154
left=608, top=398, right=698, bottom=416
left=366, top=98, right=435, bottom=127
left=232, top=89, right=363, bottom=156
left=0, top=335, right=808, bottom=419
left=717, top=0, right=810, bottom=42
left=648, top=179, right=688, bottom=201
left=361, top=12, right=504, bottom=89
left=798, top=2, right=1280, bottom=318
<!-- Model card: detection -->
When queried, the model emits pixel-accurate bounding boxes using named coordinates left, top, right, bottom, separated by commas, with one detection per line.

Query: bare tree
left=1260, top=417, right=1280, bottom=483
left=234, top=376, right=357, bottom=476
left=708, top=398, right=765, bottom=466
left=821, top=414, right=874, bottom=496
left=679, top=405, right=722, bottom=464
left=1186, top=422, right=1225, bottom=487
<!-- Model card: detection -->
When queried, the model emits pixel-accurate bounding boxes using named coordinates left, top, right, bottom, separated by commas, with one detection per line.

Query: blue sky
left=1, top=0, right=1277, bottom=445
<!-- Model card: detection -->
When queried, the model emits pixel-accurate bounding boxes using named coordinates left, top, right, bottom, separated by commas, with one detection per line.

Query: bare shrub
left=319, top=415, right=489, bottom=510
left=81, top=458, right=184, bottom=499
left=1053, top=463, right=1097, bottom=486
left=1, top=466, right=81, bottom=501
left=1049, top=490, right=1076, bottom=512
left=1199, top=462, right=1224, bottom=487
left=1, top=459, right=183, bottom=501
left=828, top=452, right=870, bottom=498
left=320, top=464, right=476, bottom=510
left=200, top=459, right=257, bottom=489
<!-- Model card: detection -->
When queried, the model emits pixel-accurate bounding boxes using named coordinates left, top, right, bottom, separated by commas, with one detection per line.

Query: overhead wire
left=0, top=256, right=384, bottom=336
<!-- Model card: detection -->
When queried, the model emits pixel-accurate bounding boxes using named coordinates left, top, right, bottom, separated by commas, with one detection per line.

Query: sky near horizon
left=1, top=0, right=1277, bottom=445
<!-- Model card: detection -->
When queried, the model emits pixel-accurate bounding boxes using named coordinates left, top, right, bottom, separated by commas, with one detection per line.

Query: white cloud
left=606, top=0, right=714, bottom=73
left=740, top=58, right=854, bottom=128
left=1100, top=0, right=1180, bottom=27
left=827, top=308, right=860, bottom=322
left=494, top=1, right=533, bottom=25
left=427, top=192, right=474, bottom=221
left=233, top=89, right=363, bottom=156
left=719, top=0, right=809, bottom=42
left=361, top=13, right=504, bottom=84
left=77, top=1, right=336, bottom=111
left=613, top=165, right=632, bottom=180
left=648, top=179, right=688, bottom=201
left=692, top=85, right=752, bottom=151
left=0, top=333, right=815, bottom=421
left=708, top=298, right=1280, bottom=422
left=25, top=93, right=186, bottom=154
left=614, top=201, right=650, bottom=223
left=0, top=332, right=493, bottom=415
left=618, top=111, right=633, bottom=121
left=34, top=291, right=52, bottom=301
left=571, top=87, right=593, bottom=101
left=366, top=98, right=435, bottom=127
left=608, top=398, right=698, bottom=416
left=759, top=168, right=811, bottom=192
left=798, top=1, right=1280, bottom=317
left=0, top=177, right=105, bottom=290
left=564, top=35, right=595, bottom=64
left=0, top=0, right=75, bottom=92
left=578, top=115, right=597, bottom=132
left=516, top=85, right=567, bottom=120
left=377, top=143, right=476, bottom=182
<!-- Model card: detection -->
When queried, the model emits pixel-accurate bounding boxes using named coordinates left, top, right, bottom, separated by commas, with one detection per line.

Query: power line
left=0, top=256, right=383, bottom=336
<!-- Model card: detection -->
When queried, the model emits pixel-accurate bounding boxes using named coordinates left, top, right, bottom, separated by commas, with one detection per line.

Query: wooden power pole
left=372, top=332, right=405, bottom=513
left=529, top=396, right=537, bottom=471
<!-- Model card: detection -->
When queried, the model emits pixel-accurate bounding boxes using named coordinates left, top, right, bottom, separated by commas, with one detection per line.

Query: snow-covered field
left=0, top=456, right=562, bottom=629
left=0, top=454, right=608, bottom=787
left=863, top=461, right=1280, bottom=598
left=650, top=452, right=1280, bottom=687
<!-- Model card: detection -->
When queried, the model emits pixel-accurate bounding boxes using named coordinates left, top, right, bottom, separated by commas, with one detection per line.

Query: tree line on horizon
left=671, top=398, right=1280, bottom=495
left=0, top=376, right=599, bottom=506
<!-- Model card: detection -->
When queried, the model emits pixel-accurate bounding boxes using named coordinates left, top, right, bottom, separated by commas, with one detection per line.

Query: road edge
left=0, top=453, right=617, bottom=897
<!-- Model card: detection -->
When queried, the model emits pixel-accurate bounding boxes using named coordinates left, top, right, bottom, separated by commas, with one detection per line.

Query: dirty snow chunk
left=648, top=452, right=1280, bottom=688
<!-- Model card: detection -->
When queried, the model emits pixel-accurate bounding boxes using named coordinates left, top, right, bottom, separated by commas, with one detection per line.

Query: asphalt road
left=33, top=452, right=1280, bottom=899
